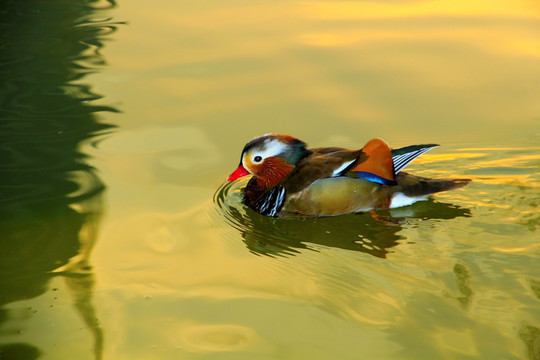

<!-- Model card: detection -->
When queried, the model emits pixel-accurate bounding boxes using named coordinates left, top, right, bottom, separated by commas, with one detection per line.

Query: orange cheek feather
left=256, top=157, right=294, bottom=188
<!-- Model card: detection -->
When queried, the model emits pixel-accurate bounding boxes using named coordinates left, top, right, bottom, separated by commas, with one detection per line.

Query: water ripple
left=212, top=178, right=471, bottom=258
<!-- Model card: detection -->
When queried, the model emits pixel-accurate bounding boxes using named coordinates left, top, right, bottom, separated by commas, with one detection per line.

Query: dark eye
left=253, top=156, right=262, bottom=163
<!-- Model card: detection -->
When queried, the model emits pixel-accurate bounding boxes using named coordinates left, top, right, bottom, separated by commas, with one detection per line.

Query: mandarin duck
left=226, top=134, right=470, bottom=217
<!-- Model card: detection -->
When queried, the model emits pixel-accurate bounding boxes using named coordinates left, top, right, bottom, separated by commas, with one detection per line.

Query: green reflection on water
left=0, top=0, right=120, bottom=359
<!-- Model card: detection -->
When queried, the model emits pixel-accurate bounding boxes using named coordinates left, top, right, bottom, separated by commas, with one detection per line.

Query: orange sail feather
left=352, top=138, right=395, bottom=184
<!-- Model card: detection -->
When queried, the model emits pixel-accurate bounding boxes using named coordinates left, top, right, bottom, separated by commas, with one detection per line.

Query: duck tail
left=396, top=172, right=471, bottom=197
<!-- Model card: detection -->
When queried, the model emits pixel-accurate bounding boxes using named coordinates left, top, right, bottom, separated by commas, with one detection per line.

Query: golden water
left=1, top=0, right=539, bottom=359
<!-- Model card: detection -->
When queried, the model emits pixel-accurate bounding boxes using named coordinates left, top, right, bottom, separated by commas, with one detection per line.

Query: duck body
left=227, top=134, right=470, bottom=217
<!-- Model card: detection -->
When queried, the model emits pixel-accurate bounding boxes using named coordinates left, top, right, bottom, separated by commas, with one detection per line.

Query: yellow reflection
left=458, top=199, right=515, bottom=209
left=297, top=28, right=540, bottom=61
left=298, top=29, right=540, bottom=57
left=297, top=1, right=540, bottom=57
left=300, top=0, right=539, bottom=20
left=459, top=147, right=528, bottom=151
left=414, top=153, right=486, bottom=163
left=492, top=245, right=540, bottom=253
left=473, top=154, right=540, bottom=167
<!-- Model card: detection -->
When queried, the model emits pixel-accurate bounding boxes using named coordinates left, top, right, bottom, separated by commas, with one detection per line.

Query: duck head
left=227, top=134, right=312, bottom=188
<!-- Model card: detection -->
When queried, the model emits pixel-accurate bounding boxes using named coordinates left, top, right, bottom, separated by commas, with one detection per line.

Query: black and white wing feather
left=391, top=144, right=439, bottom=174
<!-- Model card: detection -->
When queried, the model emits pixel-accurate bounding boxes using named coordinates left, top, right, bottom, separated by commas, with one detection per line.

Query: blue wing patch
left=355, top=171, right=397, bottom=185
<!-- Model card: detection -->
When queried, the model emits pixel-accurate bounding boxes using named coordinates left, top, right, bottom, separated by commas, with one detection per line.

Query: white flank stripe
left=390, top=193, right=428, bottom=208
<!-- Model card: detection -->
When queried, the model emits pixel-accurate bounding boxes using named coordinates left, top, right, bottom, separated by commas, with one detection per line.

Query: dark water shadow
left=0, top=0, right=121, bottom=359
left=214, top=180, right=471, bottom=258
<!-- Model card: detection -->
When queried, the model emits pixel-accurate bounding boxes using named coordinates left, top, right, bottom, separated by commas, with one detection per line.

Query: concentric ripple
left=212, top=174, right=477, bottom=258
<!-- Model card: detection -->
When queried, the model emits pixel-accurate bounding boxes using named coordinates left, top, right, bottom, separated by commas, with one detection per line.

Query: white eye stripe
left=259, top=139, right=288, bottom=158
left=244, top=139, right=287, bottom=165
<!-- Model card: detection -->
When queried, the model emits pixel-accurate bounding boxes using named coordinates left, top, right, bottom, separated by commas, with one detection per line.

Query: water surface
left=1, top=0, right=539, bottom=359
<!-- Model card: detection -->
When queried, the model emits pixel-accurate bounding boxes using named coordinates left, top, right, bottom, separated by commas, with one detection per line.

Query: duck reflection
left=216, top=181, right=471, bottom=258
left=0, top=0, right=119, bottom=359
